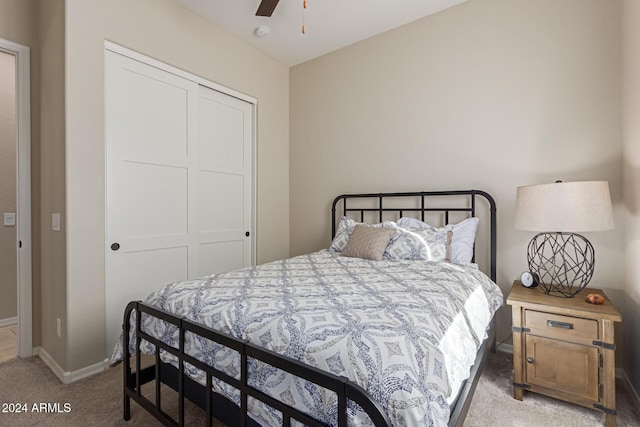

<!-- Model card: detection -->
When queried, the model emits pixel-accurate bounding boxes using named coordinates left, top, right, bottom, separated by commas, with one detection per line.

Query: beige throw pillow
left=341, top=224, right=397, bottom=261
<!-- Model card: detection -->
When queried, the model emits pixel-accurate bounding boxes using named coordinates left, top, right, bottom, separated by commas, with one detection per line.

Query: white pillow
left=395, top=217, right=429, bottom=229
left=396, top=217, right=479, bottom=264
left=448, top=217, right=479, bottom=264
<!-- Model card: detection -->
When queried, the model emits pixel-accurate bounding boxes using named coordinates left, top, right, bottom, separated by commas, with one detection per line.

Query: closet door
left=105, top=51, right=254, bottom=353
left=197, top=85, right=253, bottom=276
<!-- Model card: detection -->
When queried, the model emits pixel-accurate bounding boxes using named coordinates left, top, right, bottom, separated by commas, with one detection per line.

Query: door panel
left=109, top=65, right=189, bottom=158
left=199, top=171, right=244, bottom=230
left=199, top=95, right=245, bottom=165
left=105, top=51, right=254, bottom=355
left=107, top=246, right=188, bottom=344
left=525, top=334, right=599, bottom=401
left=198, top=241, right=244, bottom=277
left=197, top=85, right=252, bottom=276
left=119, top=162, right=188, bottom=237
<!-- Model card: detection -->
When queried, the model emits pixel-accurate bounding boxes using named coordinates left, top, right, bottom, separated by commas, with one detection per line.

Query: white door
left=105, top=51, right=254, bottom=354
left=197, top=85, right=253, bottom=276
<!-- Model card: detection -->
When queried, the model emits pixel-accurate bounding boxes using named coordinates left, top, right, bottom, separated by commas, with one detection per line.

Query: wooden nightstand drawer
left=525, top=310, right=598, bottom=341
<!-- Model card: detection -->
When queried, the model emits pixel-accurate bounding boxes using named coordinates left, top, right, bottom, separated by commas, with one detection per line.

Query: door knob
left=526, top=357, right=534, bottom=364
left=111, top=243, right=120, bottom=251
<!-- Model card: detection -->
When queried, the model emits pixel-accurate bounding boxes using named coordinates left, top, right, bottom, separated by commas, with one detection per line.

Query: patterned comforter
left=111, top=250, right=503, bottom=426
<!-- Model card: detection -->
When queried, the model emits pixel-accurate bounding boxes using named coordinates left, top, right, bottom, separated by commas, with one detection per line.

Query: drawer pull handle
left=547, top=320, right=573, bottom=329
left=526, top=357, right=534, bottom=364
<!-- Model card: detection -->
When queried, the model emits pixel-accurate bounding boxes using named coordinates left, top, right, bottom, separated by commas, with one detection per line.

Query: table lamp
left=514, top=181, right=614, bottom=297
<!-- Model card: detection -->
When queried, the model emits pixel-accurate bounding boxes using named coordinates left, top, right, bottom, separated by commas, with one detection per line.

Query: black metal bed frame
left=122, top=190, right=497, bottom=427
left=331, top=190, right=497, bottom=283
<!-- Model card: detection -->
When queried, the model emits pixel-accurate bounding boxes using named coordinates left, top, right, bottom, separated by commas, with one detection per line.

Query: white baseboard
left=35, top=346, right=65, bottom=382
left=35, top=346, right=109, bottom=384
left=0, top=317, right=18, bottom=328
left=69, top=357, right=110, bottom=383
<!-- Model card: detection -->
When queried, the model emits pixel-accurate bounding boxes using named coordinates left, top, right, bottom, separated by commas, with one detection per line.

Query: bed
left=111, top=190, right=503, bottom=427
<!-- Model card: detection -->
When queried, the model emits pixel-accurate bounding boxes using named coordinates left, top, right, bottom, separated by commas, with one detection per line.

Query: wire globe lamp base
left=526, top=232, right=595, bottom=298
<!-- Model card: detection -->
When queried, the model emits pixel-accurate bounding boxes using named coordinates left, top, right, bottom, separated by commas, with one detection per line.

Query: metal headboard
left=331, top=190, right=497, bottom=282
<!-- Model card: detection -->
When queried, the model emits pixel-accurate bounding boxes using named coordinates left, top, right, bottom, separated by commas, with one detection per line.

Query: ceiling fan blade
left=256, top=0, right=280, bottom=17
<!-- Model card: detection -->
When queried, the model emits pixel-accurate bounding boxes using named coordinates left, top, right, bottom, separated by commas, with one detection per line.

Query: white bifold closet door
left=105, top=50, right=253, bottom=354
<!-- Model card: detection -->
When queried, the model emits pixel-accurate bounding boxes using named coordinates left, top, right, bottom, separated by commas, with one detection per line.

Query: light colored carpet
left=466, top=352, right=640, bottom=427
left=0, top=356, right=212, bottom=427
left=0, top=352, right=637, bottom=426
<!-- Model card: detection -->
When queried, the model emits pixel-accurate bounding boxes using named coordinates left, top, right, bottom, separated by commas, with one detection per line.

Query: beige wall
left=290, top=0, right=623, bottom=344
left=37, top=0, right=66, bottom=366
left=0, top=51, right=17, bottom=321
left=0, top=0, right=36, bottom=47
left=64, top=0, right=289, bottom=371
left=0, top=0, right=40, bottom=345
left=622, top=0, right=640, bottom=396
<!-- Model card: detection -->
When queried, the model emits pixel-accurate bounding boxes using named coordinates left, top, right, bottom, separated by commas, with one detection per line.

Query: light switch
left=3, top=213, right=16, bottom=226
left=51, top=213, right=61, bottom=231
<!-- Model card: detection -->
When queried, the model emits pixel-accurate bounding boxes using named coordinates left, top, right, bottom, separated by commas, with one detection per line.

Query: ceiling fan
left=256, top=0, right=280, bottom=17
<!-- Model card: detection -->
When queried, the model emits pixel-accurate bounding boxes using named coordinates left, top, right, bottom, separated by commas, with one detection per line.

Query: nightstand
left=507, top=281, right=622, bottom=427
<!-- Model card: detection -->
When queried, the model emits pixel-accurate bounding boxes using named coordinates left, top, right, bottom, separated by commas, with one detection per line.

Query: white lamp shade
left=515, top=181, right=614, bottom=232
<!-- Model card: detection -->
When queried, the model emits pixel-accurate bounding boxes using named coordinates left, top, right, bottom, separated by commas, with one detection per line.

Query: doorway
left=0, top=49, right=17, bottom=362
left=0, top=38, right=32, bottom=359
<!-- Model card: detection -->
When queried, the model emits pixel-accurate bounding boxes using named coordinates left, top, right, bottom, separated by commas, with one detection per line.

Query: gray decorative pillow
left=341, top=225, right=397, bottom=261
left=330, top=217, right=387, bottom=252
left=383, top=223, right=448, bottom=261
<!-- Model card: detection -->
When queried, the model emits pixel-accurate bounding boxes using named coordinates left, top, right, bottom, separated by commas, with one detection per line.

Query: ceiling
left=177, top=0, right=469, bottom=67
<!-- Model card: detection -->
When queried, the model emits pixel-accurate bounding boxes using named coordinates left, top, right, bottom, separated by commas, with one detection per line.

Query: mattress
left=111, top=249, right=503, bottom=426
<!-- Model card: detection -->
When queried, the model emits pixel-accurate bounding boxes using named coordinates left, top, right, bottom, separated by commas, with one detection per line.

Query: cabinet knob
left=111, top=243, right=120, bottom=251
left=526, top=357, right=534, bottom=364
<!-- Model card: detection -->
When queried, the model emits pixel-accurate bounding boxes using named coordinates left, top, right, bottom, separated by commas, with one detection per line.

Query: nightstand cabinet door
left=525, top=334, right=600, bottom=401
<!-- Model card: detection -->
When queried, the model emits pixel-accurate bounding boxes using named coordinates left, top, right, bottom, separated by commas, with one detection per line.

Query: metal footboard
left=122, top=301, right=392, bottom=427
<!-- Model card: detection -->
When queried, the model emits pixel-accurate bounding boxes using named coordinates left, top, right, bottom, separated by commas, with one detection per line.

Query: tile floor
left=0, top=324, right=17, bottom=363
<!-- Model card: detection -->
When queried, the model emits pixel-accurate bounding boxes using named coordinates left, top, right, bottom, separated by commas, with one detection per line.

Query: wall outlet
left=56, top=318, right=61, bottom=338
